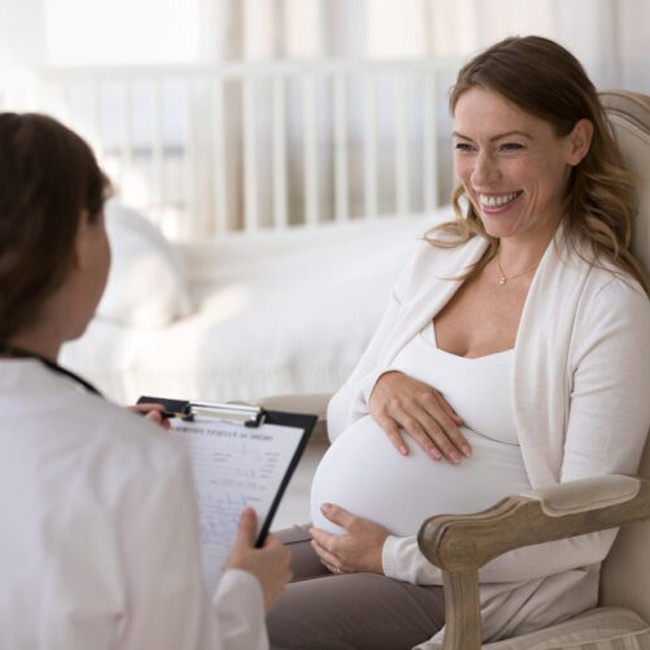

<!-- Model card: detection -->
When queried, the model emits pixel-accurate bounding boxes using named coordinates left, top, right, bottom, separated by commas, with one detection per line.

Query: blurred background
left=1, top=0, right=649, bottom=407
left=1, top=0, right=648, bottom=240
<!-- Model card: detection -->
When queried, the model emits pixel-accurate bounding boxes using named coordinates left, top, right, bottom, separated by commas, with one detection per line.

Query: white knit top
left=424, top=320, right=517, bottom=445
left=326, top=219, right=650, bottom=646
left=310, top=320, right=526, bottom=538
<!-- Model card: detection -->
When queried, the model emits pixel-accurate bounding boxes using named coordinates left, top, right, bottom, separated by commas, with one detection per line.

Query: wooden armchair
left=261, top=90, right=650, bottom=650
left=419, top=474, right=650, bottom=649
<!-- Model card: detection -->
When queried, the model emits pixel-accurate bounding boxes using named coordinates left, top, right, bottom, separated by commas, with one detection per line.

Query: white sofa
left=62, top=200, right=443, bottom=405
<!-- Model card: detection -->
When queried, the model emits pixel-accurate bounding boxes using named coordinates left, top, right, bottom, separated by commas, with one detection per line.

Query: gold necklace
left=496, top=253, right=539, bottom=286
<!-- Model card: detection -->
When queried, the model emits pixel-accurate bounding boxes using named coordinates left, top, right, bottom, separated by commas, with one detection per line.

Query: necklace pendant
left=499, top=276, right=507, bottom=286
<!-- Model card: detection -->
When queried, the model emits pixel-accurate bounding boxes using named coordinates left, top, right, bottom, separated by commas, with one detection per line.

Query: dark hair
left=429, top=35, right=648, bottom=294
left=0, top=113, right=112, bottom=341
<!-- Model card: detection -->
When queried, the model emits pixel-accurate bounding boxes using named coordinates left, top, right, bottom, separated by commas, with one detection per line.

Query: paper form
left=169, top=418, right=304, bottom=594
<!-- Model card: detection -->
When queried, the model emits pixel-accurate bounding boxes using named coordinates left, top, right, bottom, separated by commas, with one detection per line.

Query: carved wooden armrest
left=257, top=393, right=332, bottom=441
left=417, top=475, right=650, bottom=650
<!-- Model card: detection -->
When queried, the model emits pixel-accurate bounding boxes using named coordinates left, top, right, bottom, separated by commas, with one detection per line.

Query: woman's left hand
left=126, top=403, right=172, bottom=429
left=310, top=504, right=390, bottom=575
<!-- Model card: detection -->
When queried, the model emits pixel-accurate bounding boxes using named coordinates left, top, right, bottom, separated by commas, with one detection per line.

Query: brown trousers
left=267, top=526, right=445, bottom=650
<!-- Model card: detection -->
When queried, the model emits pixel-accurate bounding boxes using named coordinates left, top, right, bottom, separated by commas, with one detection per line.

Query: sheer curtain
left=2, top=0, right=647, bottom=230
left=200, top=0, right=649, bottom=227
left=206, top=0, right=648, bottom=88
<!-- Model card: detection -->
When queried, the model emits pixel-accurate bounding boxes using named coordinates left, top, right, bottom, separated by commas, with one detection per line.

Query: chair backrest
left=598, top=91, right=650, bottom=620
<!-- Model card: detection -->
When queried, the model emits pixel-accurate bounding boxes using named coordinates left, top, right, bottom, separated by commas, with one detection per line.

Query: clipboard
left=138, top=395, right=269, bottom=428
left=138, top=395, right=317, bottom=587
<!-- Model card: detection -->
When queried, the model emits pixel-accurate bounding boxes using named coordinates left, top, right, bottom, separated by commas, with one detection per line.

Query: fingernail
left=450, top=452, right=461, bottom=464
left=428, top=448, right=441, bottom=461
left=321, top=503, right=332, bottom=513
left=462, top=445, right=471, bottom=457
left=400, top=446, right=408, bottom=456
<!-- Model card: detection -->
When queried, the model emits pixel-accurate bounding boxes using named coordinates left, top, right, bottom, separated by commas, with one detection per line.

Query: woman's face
left=453, top=86, right=586, bottom=244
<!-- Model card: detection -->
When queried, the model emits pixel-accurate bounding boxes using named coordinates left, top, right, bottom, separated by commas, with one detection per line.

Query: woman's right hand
left=368, top=371, right=471, bottom=463
left=224, top=508, right=292, bottom=612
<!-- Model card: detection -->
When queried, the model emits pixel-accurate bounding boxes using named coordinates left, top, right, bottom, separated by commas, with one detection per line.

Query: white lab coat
left=0, top=358, right=268, bottom=650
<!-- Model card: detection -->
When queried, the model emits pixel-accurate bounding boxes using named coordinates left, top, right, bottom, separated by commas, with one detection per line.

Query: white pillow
left=97, top=200, right=194, bottom=327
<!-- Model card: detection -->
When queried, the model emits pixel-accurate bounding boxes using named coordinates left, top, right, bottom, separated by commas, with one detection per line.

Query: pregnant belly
left=310, top=415, right=531, bottom=536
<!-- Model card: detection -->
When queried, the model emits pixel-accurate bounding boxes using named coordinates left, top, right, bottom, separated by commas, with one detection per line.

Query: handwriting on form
left=169, top=419, right=303, bottom=593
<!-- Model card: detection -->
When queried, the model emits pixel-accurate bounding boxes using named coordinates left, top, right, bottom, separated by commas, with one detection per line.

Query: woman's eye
left=500, top=142, right=525, bottom=151
left=454, top=142, right=475, bottom=152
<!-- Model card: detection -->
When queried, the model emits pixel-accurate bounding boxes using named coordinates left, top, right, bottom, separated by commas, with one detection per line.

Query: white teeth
left=479, top=192, right=520, bottom=208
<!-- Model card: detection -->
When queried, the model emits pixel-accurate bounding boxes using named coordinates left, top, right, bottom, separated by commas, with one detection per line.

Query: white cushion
left=483, top=607, right=650, bottom=650
left=97, top=200, right=193, bottom=327
left=62, top=213, right=432, bottom=404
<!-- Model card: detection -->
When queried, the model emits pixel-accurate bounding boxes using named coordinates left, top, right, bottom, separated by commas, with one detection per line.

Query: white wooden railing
left=5, top=58, right=461, bottom=240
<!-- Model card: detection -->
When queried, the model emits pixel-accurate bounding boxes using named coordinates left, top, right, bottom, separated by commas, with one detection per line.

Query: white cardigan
left=327, top=222, right=650, bottom=645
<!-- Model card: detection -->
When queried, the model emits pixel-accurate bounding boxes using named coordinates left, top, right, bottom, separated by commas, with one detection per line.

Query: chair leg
left=441, top=568, right=482, bottom=650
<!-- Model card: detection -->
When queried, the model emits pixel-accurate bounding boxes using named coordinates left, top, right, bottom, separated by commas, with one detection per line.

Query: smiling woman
left=452, top=87, right=592, bottom=247
left=267, top=36, right=650, bottom=650
left=436, top=35, right=647, bottom=296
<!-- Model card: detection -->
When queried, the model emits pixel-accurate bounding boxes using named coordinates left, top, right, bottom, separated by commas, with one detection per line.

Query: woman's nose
left=471, top=151, right=500, bottom=186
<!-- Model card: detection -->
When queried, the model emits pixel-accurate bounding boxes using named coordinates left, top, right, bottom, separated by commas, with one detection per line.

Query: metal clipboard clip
left=179, top=401, right=266, bottom=428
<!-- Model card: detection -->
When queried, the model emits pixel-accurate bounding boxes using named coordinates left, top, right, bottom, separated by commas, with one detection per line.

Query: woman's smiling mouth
left=477, top=191, right=523, bottom=213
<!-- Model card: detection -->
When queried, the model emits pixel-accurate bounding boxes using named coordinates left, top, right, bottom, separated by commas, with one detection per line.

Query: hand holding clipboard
left=137, top=395, right=317, bottom=590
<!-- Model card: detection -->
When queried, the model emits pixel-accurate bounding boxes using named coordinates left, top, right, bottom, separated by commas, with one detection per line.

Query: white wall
left=0, top=0, right=46, bottom=110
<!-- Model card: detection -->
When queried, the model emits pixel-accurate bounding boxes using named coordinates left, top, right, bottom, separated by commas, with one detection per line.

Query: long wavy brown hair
left=428, top=35, right=649, bottom=295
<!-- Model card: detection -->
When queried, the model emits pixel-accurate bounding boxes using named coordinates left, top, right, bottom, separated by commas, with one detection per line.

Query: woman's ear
left=567, top=118, right=594, bottom=166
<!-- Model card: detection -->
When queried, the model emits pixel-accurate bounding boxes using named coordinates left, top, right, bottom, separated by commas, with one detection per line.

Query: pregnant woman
left=268, top=36, right=650, bottom=649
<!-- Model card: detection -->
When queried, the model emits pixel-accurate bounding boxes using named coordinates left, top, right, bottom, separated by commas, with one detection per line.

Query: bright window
left=44, top=0, right=200, bottom=66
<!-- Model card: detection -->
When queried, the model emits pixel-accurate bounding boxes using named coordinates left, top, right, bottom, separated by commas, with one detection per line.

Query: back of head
left=441, top=36, right=648, bottom=293
left=0, top=113, right=111, bottom=343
